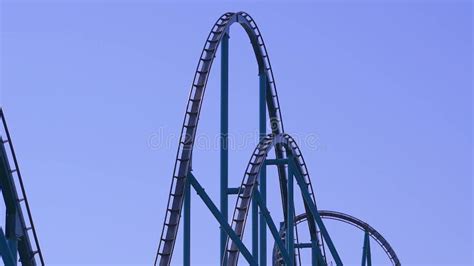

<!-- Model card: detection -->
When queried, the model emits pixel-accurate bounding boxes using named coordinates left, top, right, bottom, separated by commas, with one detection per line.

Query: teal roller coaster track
left=0, top=109, right=44, bottom=266
left=154, top=11, right=400, bottom=266
left=0, top=11, right=400, bottom=266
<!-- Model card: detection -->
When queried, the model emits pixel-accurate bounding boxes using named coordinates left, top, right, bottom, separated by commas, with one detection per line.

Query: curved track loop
left=155, top=12, right=290, bottom=266
left=273, top=211, right=401, bottom=266
left=225, top=133, right=320, bottom=265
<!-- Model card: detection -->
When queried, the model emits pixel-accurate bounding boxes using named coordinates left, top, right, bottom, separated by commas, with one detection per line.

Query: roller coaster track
left=155, top=11, right=296, bottom=265
left=0, top=109, right=44, bottom=266
left=273, top=211, right=401, bottom=266
left=155, top=11, right=399, bottom=266
left=319, top=210, right=400, bottom=265
left=225, top=133, right=329, bottom=265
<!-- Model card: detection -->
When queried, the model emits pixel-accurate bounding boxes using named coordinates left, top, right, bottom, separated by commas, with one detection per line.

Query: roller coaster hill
left=154, top=11, right=401, bottom=266
left=0, top=11, right=400, bottom=266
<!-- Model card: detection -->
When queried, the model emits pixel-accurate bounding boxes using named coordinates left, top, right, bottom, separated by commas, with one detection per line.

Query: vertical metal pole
left=287, top=157, right=295, bottom=265
left=361, top=230, right=371, bottom=266
left=252, top=194, right=258, bottom=261
left=366, top=230, right=372, bottom=266
left=259, top=72, right=267, bottom=265
left=311, top=239, right=318, bottom=266
left=220, top=32, right=229, bottom=265
left=183, top=176, right=191, bottom=266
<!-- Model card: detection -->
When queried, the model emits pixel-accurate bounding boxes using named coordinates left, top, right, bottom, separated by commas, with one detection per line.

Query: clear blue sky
left=0, top=1, right=472, bottom=265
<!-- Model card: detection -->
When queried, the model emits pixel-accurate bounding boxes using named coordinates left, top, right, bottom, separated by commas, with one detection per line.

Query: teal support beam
left=188, top=173, right=257, bottom=266
left=290, top=160, right=343, bottom=265
left=295, top=243, right=313, bottom=249
left=252, top=191, right=258, bottom=259
left=311, top=240, right=319, bottom=266
left=367, top=231, right=372, bottom=266
left=264, top=158, right=289, bottom=165
left=362, top=230, right=372, bottom=266
left=183, top=176, right=191, bottom=266
left=259, top=71, right=267, bottom=265
left=227, top=187, right=240, bottom=195
left=287, top=157, right=295, bottom=266
left=254, top=191, right=290, bottom=265
left=361, top=231, right=367, bottom=266
left=0, top=228, right=16, bottom=266
left=220, top=31, right=230, bottom=265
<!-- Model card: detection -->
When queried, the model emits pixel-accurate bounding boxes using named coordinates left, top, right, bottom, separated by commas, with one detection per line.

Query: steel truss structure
left=0, top=109, right=44, bottom=266
left=154, top=11, right=400, bottom=266
left=0, top=11, right=400, bottom=266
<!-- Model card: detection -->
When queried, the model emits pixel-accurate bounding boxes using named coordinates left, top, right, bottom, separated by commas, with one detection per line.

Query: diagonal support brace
left=187, top=173, right=257, bottom=266
left=290, top=160, right=343, bottom=266
left=254, top=191, right=291, bottom=265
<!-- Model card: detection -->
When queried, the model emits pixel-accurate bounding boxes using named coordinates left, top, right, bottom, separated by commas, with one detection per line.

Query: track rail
left=0, top=108, right=44, bottom=265
left=318, top=210, right=401, bottom=266
left=155, top=11, right=399, bottom=266
left=273, top=211, right=401, bottom=266
left=225, top=133, right=321, bottom=265
left=155, top=12, right=292, bottom=266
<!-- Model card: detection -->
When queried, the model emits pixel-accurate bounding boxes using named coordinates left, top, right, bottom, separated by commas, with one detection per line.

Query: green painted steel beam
left=259, top=70, right=267, bottom=266
left=287, top=157, right=295, bottom=266
left=220, top=32, right=230, bottom=265
left=367, top=232, right=372, bottom=266
left=252, top=193, right=258, bottom=261
left=227, top=187, right=240, bottom=195
left=295, top=243, right=313, bottom=249
left=254, top=191, right=290, bottom=265
left=362, top=230, right=372, bottom=266
left=311, top=239, right=320, bottom=266
left=264, top=158, right=289, bottom=165
left=289, top=160, right=343, bottom=265
left=183, top=176, right=191, bottom=266
left=188, top=173, right=257, bottom=266
left=0, top=228, right=16, bottom=266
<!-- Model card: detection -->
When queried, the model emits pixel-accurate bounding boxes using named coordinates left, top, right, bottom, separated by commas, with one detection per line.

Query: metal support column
left=0, top=228, right=15, bottom=266
left=367, top=231, right=372, bottom=266
left=362, top=229, right=372, bottom=266
left=311, top=239, right=319, bottom=266
left=220, top=32, right=229, bottom=265
left=254, top=191, right=290, bottom=265
left=183, top=176, right=191, bottom=266
left=259, top=72, right=267, bottom=265
left=287, top=156, right=295, bottom=266
left=252, top=185, right=258, bottom=257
